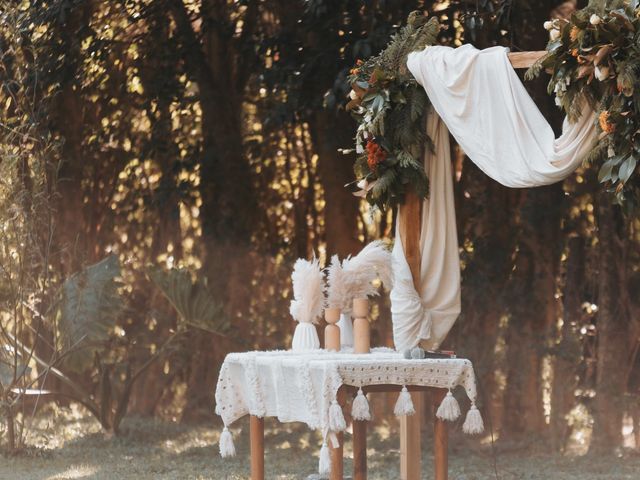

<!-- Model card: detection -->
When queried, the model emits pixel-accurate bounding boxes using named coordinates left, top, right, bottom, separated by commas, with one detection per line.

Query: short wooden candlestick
left=324, top=307, right=341, bottom=352
left=353, top=298, right=370, bottom=354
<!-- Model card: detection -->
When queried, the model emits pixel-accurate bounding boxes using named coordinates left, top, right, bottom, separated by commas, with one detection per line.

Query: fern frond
left=58, top=255, right=124, bottom=370
left=147, top=266, right=225, bottom=333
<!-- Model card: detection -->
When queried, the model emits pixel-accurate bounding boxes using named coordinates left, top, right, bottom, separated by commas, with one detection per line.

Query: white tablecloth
left=215, top=348, right=479, bottom=433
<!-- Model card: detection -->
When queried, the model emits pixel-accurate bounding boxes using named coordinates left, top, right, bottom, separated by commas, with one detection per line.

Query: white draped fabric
left=216, top=348, right=480, bottom=431
left=391, top=45, right=596, bottom=351
left=391, top=108, right=460, bottom=351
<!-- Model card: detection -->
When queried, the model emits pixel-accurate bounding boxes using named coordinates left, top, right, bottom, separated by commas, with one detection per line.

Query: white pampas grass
left=325, top=241, right=392, bottom=315
left=290, top=258, right=324, bottom=324
left=326, top=255, right=350, bottom=311
left=341, top=240, right=393, bottom=300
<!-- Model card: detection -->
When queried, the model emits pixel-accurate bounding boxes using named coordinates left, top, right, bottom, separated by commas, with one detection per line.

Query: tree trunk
left=309, top=109, right=362, bottom=258
left=128, top=9, right=184, bottom=415
left=502, top=185, right=564, bottom=438
left=456, top=163, right=518, bottom=429
left=550, top=235, right=584, bottom=451
left=170, top=1, right=258, bottom=420
left=590, top=192, right=629, bottom=452
left=51, top=2, right=95, bottom=275
left=499, top=0, right=567, bottom=438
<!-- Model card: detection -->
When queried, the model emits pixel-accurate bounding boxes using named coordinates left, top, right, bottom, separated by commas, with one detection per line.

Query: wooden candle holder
left=324, top=307, right=341, bottom=352
left=353, top=298, right=370, bottom=354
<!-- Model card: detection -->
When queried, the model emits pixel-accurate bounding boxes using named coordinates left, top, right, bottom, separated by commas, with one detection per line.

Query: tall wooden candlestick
left=353, top=298, right=370, bottom=354
left=324, top=307, right=341, bottom=352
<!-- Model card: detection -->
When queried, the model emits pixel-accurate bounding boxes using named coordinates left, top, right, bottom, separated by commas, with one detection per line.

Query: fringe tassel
left=328, top=431, right=340, bottom=448
left=318, top=442, right=331, bottom=475
left=219, top=426, right=236, bottom=458
left=436, top=390, right=461, bottom=422
left=463, top=404, right=485, bottom=434
left=394, top=386, right=415, bottom=417
left=351, top=388, right=372, bottom=421
left=329, top=400, right=347, bottom=431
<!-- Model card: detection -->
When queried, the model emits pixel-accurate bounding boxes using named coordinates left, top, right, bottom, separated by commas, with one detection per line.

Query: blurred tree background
left=0, top=0, right=639, bottom=457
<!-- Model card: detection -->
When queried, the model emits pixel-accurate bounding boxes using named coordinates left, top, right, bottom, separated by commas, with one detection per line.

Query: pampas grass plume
left=290, top=258, right=324, bottom=324
left=326, top=255, right=350, bottom=311
left=341, top=240, right=393, bottom=300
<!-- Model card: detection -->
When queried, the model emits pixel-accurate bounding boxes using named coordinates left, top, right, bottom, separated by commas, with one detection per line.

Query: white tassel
left=351, top=388, right=372, bottom=421
left=319, top=442, right=331, bottom=475
left=329, top=400, right=347, bottom=431
left=394, top=386, right=415, bottom=417
left=219, top=427, right=236, bottom=457
left=463, top=404, right=485, bottom=434
left=436, top=390, right=461, bottom=422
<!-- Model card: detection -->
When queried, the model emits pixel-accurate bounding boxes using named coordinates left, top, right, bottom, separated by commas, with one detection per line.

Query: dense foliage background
left=1, top=0, right=639, bottom=457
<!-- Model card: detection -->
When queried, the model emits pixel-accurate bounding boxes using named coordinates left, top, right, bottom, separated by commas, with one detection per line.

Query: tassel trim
left=219, top=426, right=236, bottom=457
left=436, top=390, right=461, bottom=422
left=351, top=388, right=372, bottom=421
left=318, top=442, right=331, bottom=475
left=394, top=386, right=415, bottom=417
left=329, top=399, right=347, bottom=431
left=463, top=404, right=485, bottom=434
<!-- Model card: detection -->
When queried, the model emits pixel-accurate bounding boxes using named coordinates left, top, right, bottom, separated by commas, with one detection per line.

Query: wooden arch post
left=397, top=49, right=546, bottom=480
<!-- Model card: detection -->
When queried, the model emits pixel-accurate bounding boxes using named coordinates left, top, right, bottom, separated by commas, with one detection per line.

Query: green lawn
left=3, top=404, right=639, bottom=479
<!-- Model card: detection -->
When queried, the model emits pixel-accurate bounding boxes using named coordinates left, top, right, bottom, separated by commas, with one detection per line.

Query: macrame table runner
left=215, top=348, right=483, bottom=479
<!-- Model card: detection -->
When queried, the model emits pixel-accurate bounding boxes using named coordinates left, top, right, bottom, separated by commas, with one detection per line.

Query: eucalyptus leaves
left=527, top=1, right=640, bottom=206
left=345, top=13, right=439, bottom=211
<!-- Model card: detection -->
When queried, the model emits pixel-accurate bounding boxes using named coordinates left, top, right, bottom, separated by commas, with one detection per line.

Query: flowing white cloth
left=391, top=44, right=596, bottom=351
left=391, top=108, right=460, bottom=351
left=408, top=45, right=597, bottom=187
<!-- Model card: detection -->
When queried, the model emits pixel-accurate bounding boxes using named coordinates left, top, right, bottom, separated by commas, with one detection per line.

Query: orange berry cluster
left=599, top=111, right=615, bottom=134
left=366, top=140, right=386, bottom=171
left=350, top=59, right=364, bottom=76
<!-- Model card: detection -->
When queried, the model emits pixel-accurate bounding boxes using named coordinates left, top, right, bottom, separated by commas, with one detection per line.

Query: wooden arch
left=397, top=50, right=546, bottom=480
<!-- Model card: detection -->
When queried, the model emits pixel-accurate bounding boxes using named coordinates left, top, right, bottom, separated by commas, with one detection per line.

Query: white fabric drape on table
left=391, top=44, right=596, bottom=351
left=215, top=349, right=480, bottom=431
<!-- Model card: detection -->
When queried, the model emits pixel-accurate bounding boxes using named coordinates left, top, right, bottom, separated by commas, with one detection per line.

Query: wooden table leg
left=330, top=431, right=344, bottom=480
left=330, top=388, right=347, bottom=480
left=250, top=416, right=264, bottom=480
left=400, top=392, right=422, bottom=480
left=433, top=391, right=448, bottom=480
left=353, top=419, right=367, bottom=480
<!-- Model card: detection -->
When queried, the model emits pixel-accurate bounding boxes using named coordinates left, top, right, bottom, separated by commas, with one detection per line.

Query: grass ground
left=3, top=404, right=640, bottom=479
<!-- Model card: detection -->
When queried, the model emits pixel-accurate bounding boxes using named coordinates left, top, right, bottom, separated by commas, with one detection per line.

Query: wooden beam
left=398, top=190, right=423, bottom=480
left=398, top=190, right=422, bottom=288
left=396, top=48, right=545, bottom=479
left=507, top=50, right=546, bottom=69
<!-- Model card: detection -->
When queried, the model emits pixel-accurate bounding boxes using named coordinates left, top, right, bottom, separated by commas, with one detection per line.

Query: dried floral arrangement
left=345, top=13, right=440, bottom=211
left=290, top=258, right=324, bottom=324
left=325, top=241, right=393, bottom=314
left=526, top=0, right=640, bottom=205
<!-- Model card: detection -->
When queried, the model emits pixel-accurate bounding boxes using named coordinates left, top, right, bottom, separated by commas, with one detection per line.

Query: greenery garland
left=345, top=13, right=439, bottom=211
left=526, top=0, right=640, bottom=206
